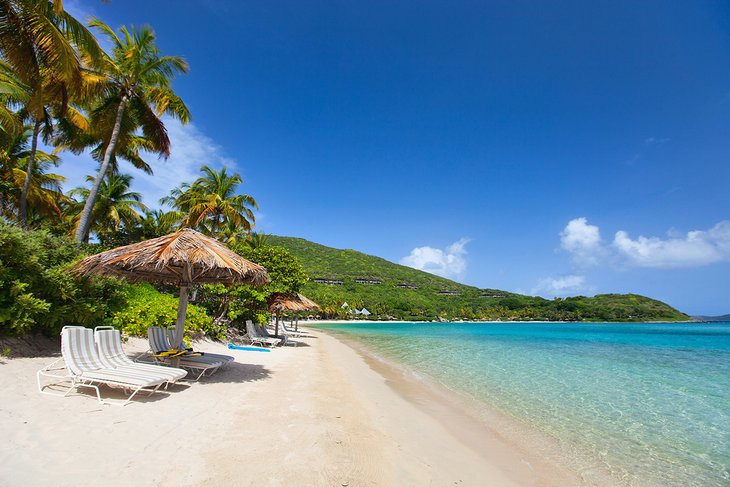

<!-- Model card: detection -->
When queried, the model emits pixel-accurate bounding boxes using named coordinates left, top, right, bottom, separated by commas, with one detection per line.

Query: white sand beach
left=0, top=329, right=590, bottom=487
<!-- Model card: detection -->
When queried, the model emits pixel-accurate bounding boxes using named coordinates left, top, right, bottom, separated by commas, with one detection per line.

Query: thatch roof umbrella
left=268, top=293, right=319, bottom=335
left=71, top=228, right=269, bottom=348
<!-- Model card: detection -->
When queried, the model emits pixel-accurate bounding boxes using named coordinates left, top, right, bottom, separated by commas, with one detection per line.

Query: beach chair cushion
left=61, top=327, right=166, bottom=388
left=95, top=328, right=187, bottom=383
left=147, top=327, right=225, bottom=371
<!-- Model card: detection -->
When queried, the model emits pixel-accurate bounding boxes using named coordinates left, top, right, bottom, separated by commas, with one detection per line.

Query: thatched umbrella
left=268, top=292, right=319, bottom=335
left=72, top=228, right=269, bottom=348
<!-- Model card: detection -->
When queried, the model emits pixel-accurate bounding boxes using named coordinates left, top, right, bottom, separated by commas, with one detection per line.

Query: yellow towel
left=152, top=349, right=195, bottom=358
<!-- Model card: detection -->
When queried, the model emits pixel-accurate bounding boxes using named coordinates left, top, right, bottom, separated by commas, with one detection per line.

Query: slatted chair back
left=61, top=326, right=106, bottom=375
left=95, top=327, right=132, bottom=368
left=148, top=326, right=172, bottom=352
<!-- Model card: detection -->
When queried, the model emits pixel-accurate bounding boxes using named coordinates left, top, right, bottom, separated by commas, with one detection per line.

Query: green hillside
left=268, top=236, right=689, bottom=322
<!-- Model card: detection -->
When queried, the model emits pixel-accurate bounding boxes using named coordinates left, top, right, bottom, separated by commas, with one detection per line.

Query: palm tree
left=72, top=19, right=190, bottom=242
left=68, top=173, right=148, bottom=244
left=138, top=209, right=180, bottom=239
left=0, top=0, right=101, bottom=227
left=0, top=60, right=25, bottom=139
left=218, top=219, right=248, bottom=246
left=0, top=125, right=66, bottom=222
left=162, top=165, right=258, bottom=239
left=244, top=231, right=270, bottom=249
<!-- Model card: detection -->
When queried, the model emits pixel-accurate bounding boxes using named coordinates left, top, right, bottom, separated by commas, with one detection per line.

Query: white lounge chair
left=280, top=321, right=312, bottom=338
left=144, top=327, right=226, bottom=380
left=94, top=327, right=187, bottom=385
left=245, top=320, right=281, bottom=347
left=37, top=326, right=167, bottom=406
left=268, top=322, right=300, bottom=347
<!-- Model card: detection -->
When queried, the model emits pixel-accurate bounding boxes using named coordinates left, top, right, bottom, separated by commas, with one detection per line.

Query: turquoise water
left=318, top=322, right=730, bottom=486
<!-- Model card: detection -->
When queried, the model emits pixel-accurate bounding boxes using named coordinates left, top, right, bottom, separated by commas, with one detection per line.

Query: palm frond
left=130, top=95, right=170, bottom=157
left=144, top=86, right=190, bottom=123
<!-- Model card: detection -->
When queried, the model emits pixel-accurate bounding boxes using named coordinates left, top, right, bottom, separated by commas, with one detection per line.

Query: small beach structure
left=71, top=228, right=269, bottom=349
left=268, top=292, right=320, bottom=336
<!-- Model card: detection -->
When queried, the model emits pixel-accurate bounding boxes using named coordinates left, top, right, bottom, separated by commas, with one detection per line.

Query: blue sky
left=60, top=0, right=730, bottom=315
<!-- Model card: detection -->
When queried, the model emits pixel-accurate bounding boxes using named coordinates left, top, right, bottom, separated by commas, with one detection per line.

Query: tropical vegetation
left=66, top=173, right=147, bottom=245
left=269, top=236, right=690, bottom=322
left=0, top=0, right=101, bottom=228
left=66, top=19, right=190, bottom=242
left=162, top=165, right=258, bottom=241
left=0, top=2, right=690, bottom=341
left=0, top=223, right=125, bottom=336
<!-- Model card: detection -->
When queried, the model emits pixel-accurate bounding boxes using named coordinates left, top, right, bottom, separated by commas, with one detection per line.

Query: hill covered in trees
left=268, top=236, right=690, bottom=322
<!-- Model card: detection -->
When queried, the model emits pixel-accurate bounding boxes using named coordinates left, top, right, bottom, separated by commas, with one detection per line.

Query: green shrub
left=233, top=244, right=308, bottom=294
left=0, top=224, right=127, bottom=336
left=197, top=244, right=309, bottom=327
left=110, top=284, right=220, bottom=339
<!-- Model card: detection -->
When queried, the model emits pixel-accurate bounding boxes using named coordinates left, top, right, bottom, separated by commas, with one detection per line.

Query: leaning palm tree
left=53, top=92, right=174, bottom=183
left=162, top=165, right=258, bottom=239
left=73, top=19, right=190, bottom=242
left=68, top=173, right=148, bottom=244
left=0, top=0, right=101, bottom=227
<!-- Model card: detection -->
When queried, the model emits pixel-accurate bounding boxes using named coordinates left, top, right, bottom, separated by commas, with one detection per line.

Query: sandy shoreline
left=0, top=328, right=610, bottom=486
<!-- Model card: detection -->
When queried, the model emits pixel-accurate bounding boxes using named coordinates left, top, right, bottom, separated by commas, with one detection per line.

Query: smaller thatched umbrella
left=268, top=293, right=320, bottom=335
left=72, top=228, right=269, bottom=348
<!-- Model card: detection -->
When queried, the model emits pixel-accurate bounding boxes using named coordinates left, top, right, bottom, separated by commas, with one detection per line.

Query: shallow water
left=318, top=322, right=730, bottom=487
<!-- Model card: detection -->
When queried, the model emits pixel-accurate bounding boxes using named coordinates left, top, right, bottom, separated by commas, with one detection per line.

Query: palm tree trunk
left=19, top=120, right=41, bottom=228
left=74, top=94, right=128, bottom=242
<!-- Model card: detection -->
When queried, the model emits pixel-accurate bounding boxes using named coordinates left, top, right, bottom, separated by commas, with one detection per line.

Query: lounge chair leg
left=117, top=387, right=142, bottom=407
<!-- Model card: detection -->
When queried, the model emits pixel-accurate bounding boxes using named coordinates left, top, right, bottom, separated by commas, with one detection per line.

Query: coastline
left=300, top=318, right=698, bottom=325
left=1, top=328, right=614, bottom=486
left=322, top=329, right=620, bottom=487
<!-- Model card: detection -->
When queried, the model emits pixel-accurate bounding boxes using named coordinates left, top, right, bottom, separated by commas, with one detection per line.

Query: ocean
left=317, top=321, right=730, bottom=486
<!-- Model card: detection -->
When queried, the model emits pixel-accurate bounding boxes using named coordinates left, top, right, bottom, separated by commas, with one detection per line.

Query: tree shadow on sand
left=279, top=340, right=312, bottom=348
left=194, top=361, right=272, bottom=385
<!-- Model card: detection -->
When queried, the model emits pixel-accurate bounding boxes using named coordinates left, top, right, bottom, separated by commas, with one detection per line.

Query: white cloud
left=54, top=117, right=232, bottom=210
left=644, top=136, right=670, bottom=146
left=532, top=275, right=589, bottom=297
left=560, top=217, right=604, bottom=267
left=136, top=118, right=232, bottom=208
left=613, top=221, right=730, bottom=268
left=559, top=218, right=730, bottom=270
left=400, top=238, right=470, bottom=279
left=63, top=0, right=96, bottom=24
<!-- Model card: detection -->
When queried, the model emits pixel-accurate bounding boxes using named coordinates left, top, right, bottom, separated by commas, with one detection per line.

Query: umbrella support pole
left=172, top=285, right=189, bottom=349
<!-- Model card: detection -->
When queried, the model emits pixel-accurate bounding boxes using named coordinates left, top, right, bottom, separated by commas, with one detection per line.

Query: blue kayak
left=227, top=343, right=271, bottom=352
